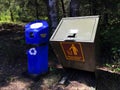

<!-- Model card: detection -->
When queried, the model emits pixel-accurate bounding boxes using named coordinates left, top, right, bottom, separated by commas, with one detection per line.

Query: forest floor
left=0, top=59, right=95, bottom=90
left=0, top=23, right=95, bottom=90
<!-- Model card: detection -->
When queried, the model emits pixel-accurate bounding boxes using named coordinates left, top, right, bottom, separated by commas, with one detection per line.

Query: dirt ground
left=0, top=23, right=95, bottom=90
left=0, top=61, right=95, bottom=90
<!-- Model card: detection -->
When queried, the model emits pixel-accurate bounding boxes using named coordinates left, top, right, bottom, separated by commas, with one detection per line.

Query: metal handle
left=67, top=33, right=76, bottom=38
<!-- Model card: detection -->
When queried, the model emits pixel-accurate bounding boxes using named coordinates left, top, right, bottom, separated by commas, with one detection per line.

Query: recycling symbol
left=29, top=48, right=37, bottom=55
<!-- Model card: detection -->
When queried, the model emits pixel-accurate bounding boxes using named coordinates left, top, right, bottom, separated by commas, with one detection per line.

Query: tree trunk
left=103, top=0, right=109, bottom=25
left=60, top=0, right=66, bottom=17
left=47, top=0, right=58, bottom=33
left=10, top=9, right=14, bottom=22
left=35, top=0, right=39, bottom=20
left=91, top=0, right=97, bottom=15
left=8, top=0, right=14, bottom=22
left=70, top=0, right=80, bottom=17
left=89, top=0, right=93, bottom=15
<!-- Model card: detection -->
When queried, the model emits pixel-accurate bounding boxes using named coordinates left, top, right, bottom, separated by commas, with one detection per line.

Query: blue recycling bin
left=27, top=46, right=48, bottom=74
left=25, top=20, right=49, bottom=44
left=25, top=20, right=49, bottom=75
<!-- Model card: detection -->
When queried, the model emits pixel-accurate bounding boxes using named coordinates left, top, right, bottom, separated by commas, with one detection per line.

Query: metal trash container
left=25, top=20, right=49, bottom=75
left=50, top=16, right=99, bottom=72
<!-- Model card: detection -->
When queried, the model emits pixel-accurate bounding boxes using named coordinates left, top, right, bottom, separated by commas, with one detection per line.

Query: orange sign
left=60, top=42, right=85, bottom=62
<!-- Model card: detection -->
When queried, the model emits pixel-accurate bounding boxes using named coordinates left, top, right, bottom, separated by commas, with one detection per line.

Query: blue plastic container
left=27, top=45, right=48, bottom=74
left=25, top=20, right=49, bottom=44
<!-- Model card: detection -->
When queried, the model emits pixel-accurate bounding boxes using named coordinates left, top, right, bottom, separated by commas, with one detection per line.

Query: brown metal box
left=50, top=16, right=99, bottom=72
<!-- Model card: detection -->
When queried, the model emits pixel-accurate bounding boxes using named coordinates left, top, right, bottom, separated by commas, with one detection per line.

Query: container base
left=22, top=71, right=48, bottom=81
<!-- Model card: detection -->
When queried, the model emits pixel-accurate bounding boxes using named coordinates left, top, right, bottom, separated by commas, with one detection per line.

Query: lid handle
left=67, top=33, right=76, bottom=38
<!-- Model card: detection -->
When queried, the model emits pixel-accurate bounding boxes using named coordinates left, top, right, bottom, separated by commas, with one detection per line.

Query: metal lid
left=50, top=16, right=99, bottom=42
left=25, top=20, right=48, bottom=31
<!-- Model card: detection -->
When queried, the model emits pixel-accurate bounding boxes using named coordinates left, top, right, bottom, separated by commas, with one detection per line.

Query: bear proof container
left=25, top=20, right=49, bottom=45
left=50, top=16, right=99, bottom=72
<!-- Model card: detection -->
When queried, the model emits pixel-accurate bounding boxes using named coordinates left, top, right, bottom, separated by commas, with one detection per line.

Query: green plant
left=104, top=47, right=120, bottom=73
left=105, top=48, right=120, bottom=72
left=105, top=63, right=120, bottom=72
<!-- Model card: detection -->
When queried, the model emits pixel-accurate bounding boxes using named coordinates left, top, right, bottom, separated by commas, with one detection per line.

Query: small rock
left=65, top=81, right=90, bottom=90
left=40, top=85, right=48, bottom=90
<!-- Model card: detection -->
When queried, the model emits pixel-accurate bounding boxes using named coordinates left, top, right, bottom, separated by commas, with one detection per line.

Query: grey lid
left=50, top=16, right=99, bottom=42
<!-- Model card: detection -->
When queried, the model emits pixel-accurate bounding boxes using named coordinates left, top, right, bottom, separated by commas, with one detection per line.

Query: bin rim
left=25, top=20, right=49, bottom=30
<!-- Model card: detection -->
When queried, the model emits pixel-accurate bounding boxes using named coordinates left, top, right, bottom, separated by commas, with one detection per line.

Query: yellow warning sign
left=60, top=42, right=85, bottom=62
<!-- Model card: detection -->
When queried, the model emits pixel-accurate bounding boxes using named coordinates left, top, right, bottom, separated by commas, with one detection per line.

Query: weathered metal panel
left=50, top=41, right=96, bottom=72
